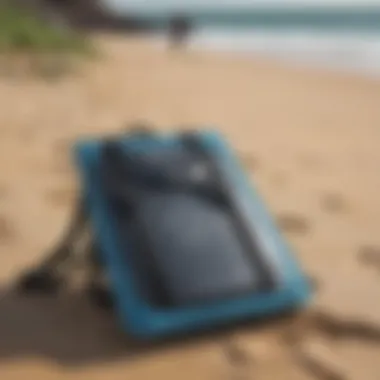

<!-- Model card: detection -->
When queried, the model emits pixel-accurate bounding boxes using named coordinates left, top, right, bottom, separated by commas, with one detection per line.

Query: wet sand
left=1, top=35, right=380, bottom=379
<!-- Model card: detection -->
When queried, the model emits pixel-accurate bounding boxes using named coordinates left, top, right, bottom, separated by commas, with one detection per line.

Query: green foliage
left=0, top=3, right=90, bottom=54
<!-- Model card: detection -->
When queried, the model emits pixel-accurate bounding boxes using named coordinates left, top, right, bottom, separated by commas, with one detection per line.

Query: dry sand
left=1, top=35, right=380, bottom=379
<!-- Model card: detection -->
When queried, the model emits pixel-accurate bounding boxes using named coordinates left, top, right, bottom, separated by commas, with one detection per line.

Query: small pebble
left=224, top=340, right=251, bottom=366
left=358, top=245, right=380, bottom=266
left=238, top=152, right=258, bottom=170
left=0, top=215, right=15, bottom=243
left=322, top=193, right=348, bottom=213
left=277, top=213, right=310, bottom=235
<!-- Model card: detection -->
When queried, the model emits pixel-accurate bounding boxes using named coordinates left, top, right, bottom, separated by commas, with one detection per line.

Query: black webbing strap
left=16, top=124, right=157, bottom=296
left=39, top=197, right=89, bottom=271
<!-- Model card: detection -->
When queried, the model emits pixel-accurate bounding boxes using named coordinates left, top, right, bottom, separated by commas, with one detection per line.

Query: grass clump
left=0, top=3, right=94, bottom=78
left=0, top=3, right=90, bottom=54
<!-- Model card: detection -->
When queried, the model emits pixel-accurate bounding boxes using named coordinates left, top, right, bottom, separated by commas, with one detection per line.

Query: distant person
left=168, top=15, right=192, bottom=49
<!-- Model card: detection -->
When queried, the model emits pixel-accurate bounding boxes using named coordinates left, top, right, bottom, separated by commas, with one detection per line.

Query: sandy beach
left=0, top=34, right=380, bottom=379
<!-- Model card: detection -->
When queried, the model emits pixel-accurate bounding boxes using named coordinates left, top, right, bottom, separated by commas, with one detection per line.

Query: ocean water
left=147, top=28, right=380, bottom=78
left=99, top=0, right=380, bottom=77
left=186, top=28, right=380, bottom=77
left=103, top=0, right=380, bottom=13
left=101, top=0, right=380, bottom=24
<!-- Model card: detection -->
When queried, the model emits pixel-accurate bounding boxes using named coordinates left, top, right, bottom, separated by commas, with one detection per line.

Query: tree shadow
left=24, top=0, right=160, bottom=33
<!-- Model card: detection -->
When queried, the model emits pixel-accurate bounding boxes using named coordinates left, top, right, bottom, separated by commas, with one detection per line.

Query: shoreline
left=0, top=35, right=380, bottom=379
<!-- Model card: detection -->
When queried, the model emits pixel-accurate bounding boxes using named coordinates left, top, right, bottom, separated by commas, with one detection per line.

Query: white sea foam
left=189, top=28, right=380, bottom=77
left=151, top=28, right=380, bottom=78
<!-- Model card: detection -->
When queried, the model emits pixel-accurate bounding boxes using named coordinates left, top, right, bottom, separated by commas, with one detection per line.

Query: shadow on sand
left=0, top=283, right=296, bottom=367
left=0, top=286, right=133, bottom=366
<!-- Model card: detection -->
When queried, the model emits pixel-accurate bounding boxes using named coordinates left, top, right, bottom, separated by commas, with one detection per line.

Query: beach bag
left=18, top=127, right=311, bottom=340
